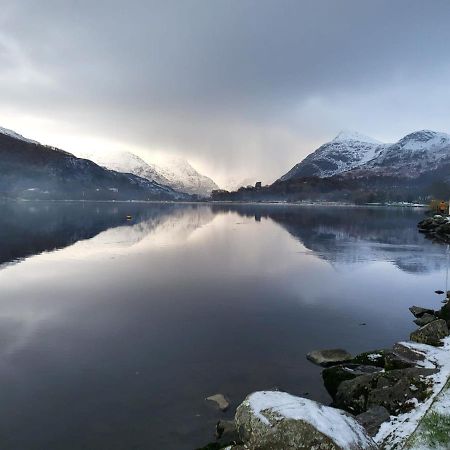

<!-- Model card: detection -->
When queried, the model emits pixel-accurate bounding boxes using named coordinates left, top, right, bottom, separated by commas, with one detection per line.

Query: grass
left=417, top=411, right=450, bottom=447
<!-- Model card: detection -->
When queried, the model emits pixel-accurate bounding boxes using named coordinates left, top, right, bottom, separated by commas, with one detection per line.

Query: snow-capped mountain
left=153, top=156, right=218, bottom=197
left=279, top=130, right=383, bottom=181
left=279, top=129, right=450, bottom=182
left=76, top=150, right=173, bottom=187
left=350, top=130, right=450, bottom=178
left=78, top=150, right=218, bottom=197
left=0, top=127, right=187, bottom=201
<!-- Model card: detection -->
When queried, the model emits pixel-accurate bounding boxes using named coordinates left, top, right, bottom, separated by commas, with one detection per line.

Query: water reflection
left=0, top=201, right=213, bottom=269
left=211, top=204, right=446, bottom=274
left=0, top=201, right=447, bottom=450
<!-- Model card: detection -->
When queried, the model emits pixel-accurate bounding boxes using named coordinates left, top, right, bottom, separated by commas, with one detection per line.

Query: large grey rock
left=322, top=364, right=384, bottom=399
left=409, top=306, right=434, bottom=318
left=335, top=368, right=436, bottom=415
left=235, top=391, right=378, bottom=450
left=307, top=348, right=353, bottom=367
left=392, top=342, right=425, bottom=364
left=413, top=313, right=437, bottom=327
left=356, top=406, right=391, bottom=437
left=410, top=319, right=449, bottom=346
left=352, top=350, right=389, bottom=368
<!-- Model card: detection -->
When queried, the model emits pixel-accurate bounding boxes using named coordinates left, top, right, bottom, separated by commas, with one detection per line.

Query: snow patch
left=247, top=391, right=375, bottom=449
left=375, top=337, right=450, bottom=449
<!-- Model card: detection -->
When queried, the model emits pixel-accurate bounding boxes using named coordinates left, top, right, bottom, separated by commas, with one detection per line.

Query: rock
left=418, top=217, right=440, bottom=230
left=207, top=394, right=230, bottom=411
left=196, top=443, right=236, bottom=450
left=384, top=352, right=416, bottom=370
left=356, top=406, right=391, bottom=437
left=410, top=319, right=449, bottom=346
left=409, top=306, right=434, bottom=318
left=392, top=342, right=425, bottom=364
left=437, top=302, right=450, bottom=321
left=306, top=348, right=353, bottom=367
left=352, top=350, right=389, bottom=368
left=216, top=420, right=241, bottom=446
left=322, top=364, right=384, bottom=399
left=335, top=368, right=437, bottom=415
left=413, top=313, right=437, bottom=327
left=235, top=391, right=378, bottom=450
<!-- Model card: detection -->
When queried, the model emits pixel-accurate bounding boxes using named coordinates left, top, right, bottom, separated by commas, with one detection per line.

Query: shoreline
left=199, top=217, right=450, bottom=450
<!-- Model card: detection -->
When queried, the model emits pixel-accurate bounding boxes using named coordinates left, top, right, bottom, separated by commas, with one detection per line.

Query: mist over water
left=0, top=201, right=447, bottom=449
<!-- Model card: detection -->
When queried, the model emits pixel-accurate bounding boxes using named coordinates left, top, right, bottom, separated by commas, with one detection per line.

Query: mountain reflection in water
left=0, top=201, right=446, bottom=450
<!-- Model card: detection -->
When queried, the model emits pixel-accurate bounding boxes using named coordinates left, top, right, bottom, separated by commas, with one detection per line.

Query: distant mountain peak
left=399, top=129, right=450, bottom=144
left=332, top=130, right=381, bottom=145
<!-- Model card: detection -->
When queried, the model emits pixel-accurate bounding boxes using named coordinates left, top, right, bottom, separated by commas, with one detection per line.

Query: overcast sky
left=1, top=0, right=450, bottom=186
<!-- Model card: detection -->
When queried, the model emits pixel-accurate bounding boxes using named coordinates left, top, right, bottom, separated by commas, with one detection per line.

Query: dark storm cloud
left=1, top=0, right=450, bottom=183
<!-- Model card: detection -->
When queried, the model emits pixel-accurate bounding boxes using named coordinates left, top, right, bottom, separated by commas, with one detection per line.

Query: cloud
left=1, top=0, right=450, bottom=184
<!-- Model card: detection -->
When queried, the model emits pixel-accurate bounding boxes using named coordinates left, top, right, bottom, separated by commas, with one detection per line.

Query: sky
left=1, top=0, right=450, bottom=187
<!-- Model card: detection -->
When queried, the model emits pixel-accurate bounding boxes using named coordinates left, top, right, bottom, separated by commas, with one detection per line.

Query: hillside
left=0, top=128, right=187, bottom=201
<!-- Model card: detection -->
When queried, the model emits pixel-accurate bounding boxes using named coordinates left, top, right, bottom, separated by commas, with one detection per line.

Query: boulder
left=235, top=391, right=378, bottom=450
left=391, top=342, right=425, bottom=364
left=437, top=302, right=450, bottom=321
left=410, top=319, right=449, bottom=346
left=352, top=350, right=389, bottom=368
left=334, top=368, right=436, bottom=415
left=216, top=420, right=241, bottom=446
left=206, top=394, right=230, bottom=411
left=356, top=406, right=391, bottom=437
left=322, top=364, right=384, bottom=399
left=409, top=306, right=434, bottom=318
left=418, top=217, right=440, bottom=230
left=382, top=342, right=426, bottom=371
left=307, top=348, right=353, bottom=367
left=413, top=313, right=437, bottom=327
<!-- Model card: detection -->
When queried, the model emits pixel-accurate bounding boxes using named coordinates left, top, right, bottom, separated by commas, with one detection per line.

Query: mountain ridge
left=76, top=150, right=218, bottom=197
left=0, top=128, right=188, bottom=201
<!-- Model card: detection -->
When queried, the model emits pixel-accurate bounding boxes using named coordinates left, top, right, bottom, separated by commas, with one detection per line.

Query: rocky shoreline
left=196, top=218, right=450, bottom=450
left=418, top=214, right=450, bottom=244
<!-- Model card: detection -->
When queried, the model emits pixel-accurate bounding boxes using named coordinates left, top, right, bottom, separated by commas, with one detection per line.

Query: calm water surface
left=0, top=201, right=447, bottom=449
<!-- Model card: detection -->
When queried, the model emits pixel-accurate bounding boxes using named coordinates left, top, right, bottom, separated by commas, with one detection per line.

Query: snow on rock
left=375, top=336, right=450, bottom=449
left=235, top=391, right=378, bottom=449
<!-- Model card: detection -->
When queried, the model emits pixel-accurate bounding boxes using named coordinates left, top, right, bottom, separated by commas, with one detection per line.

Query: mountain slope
left=153, top=156, right=218, bottom=197
left=213, top=128, right=450, bottom=203
left=279, top=131, right=383, bottom=181
left=349, top=130, right=450, bottom=178
left=0, top=129, right=187, bottom=201
left=79, top=150, right=218, bottom=197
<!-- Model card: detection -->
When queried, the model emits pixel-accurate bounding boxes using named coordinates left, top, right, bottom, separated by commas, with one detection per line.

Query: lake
left=0, top=200, right=447, bottom=449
